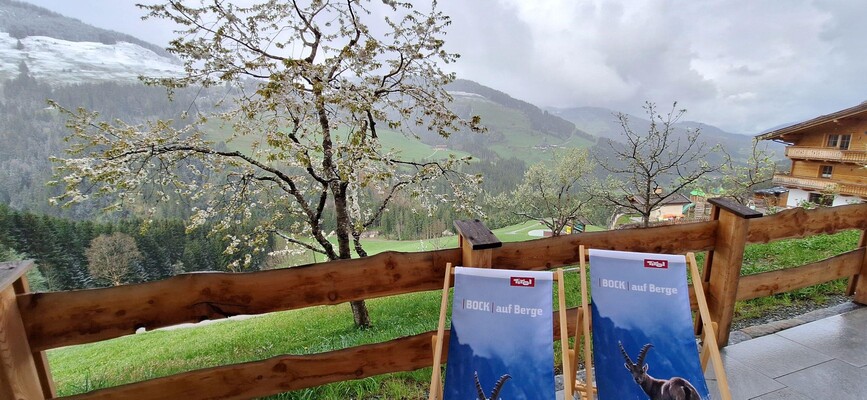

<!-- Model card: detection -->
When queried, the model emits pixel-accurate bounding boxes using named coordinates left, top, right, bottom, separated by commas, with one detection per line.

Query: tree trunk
left=333, top=183, right=372, bottom=329
left=350, top=300, right=371, bottom=328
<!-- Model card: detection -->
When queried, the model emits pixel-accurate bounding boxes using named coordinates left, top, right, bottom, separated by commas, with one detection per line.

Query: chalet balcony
left=773, top=174, right=867, bottom=197
left=785, top=146, right=867, bottom=164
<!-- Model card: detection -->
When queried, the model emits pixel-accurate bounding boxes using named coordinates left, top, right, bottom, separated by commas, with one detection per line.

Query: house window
left=820, top=165, right=833, bottom=179
left=840, top=134, right=851, bottom=150
left=808, top=192, right=834, bottom=206
left=826, top=134, right=851, bottom=149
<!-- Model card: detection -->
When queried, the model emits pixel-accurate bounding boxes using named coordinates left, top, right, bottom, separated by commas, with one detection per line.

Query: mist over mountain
left=550, top=106, right=785, bottom=160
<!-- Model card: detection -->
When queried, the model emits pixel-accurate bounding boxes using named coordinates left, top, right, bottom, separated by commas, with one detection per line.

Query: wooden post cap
left=0, top=260, right=35, bottom=291
left=453, top=219, right=502, bottom=250
left=708, top=198, right=763, bottom=219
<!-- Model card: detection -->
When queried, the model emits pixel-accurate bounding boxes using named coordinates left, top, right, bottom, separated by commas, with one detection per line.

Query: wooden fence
left=3, top=199, right=867, bottom=399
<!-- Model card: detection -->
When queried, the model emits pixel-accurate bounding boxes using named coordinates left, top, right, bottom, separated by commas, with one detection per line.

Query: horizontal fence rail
left=18, top=221, right=719, bottom=352
left=747, top=203, right=867, bottom=243
left=737, top=248, right=864, bottom=301
left=65, top=308, right=583, bottom=400
left=4, top=201, right=867, bottom=399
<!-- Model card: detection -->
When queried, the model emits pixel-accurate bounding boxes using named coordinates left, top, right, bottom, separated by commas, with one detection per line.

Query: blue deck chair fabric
left=589, top=250, right=711, bottom=400
left=442, top=267, right=555, bottom=400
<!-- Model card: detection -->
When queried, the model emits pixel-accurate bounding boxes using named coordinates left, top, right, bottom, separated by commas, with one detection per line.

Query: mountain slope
left=0, top=0, right=170, bottom=57
left=0, top=0, right=181, bottom=84
left=439, top=79, right=596, bottom=163
left=550, top=106, right=785, bottom=161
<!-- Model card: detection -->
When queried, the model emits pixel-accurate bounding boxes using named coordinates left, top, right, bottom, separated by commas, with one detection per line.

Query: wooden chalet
left=757, top=101, right=867, bottom=207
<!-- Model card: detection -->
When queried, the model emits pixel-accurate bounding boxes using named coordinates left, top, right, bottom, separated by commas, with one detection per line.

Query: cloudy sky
left=20, top=0, right=867, bottom=134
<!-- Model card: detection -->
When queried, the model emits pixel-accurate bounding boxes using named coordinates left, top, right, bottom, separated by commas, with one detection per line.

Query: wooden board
left=748, top=203, right=867, bottom=243
left=453, top=220, right=502, bottom=250
left=705, top=208, right=751, bottom=346
left=21, top=221, right=719, bottom=352
left=20, top=248, right=461, bottom=352
left=737, top=248, right=863, bottom=301
left=0, top=261, right=34, bottom=293
left=492, top=221, right=718, bottom=269
left=0, top=286, right=44, bottom=400
left=62, top=307, right=582, bottom=400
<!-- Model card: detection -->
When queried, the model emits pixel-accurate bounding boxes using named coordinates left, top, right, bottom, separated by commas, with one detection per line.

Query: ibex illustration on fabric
left=473, top=371, right=511, bottom=400
left=618, top=341, right=701, bottom=400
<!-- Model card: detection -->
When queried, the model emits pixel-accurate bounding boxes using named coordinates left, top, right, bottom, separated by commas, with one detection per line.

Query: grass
left=303, top=220, right=604, bottom=263
left=47, top=226, right=860, bottom=399
left=733, top=229, right=860, bottom=320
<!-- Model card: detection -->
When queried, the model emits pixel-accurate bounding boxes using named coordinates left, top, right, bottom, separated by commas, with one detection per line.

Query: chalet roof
left=756, top=101, right=867, bottom=141
left=754, top=186, right=789, bottom=196
left=628, top=193, right=692, bottom=206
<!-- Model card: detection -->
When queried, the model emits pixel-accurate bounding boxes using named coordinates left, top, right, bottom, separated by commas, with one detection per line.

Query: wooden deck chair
left=429, top=264, right=574, bottom=400
left=568, top=246, right=731, bottom=400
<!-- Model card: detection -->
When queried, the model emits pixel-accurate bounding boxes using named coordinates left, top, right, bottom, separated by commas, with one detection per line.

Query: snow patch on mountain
left=448, top=91, right=488, bottom=101
left=0, top=32, right=182, bottom=84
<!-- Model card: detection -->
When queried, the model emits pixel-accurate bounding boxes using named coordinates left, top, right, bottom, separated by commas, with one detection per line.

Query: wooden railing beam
left=738, top=248, right=863, bottom=301
left=61, top=307, right=582, bottom=400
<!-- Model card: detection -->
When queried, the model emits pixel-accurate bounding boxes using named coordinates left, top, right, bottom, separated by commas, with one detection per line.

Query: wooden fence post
left=846, top=230, right=867, bottom=296
left=703, top=199, right=762, bottom=347
left=852, top=231, right=867, bottom=305
left=453, top=220, right=502, bottom=268
left=1, top=260, right=51, bottom=400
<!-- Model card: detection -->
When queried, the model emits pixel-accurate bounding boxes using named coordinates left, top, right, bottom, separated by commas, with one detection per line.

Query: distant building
left=627, top=193, right=692, bottom=221
left=753, top=186, right=789, bottom=209
left=756, top=101, right=867, bottom=207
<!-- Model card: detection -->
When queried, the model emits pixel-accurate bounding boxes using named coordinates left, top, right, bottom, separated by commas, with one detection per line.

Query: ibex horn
left=473, top=372, right=486, bottom=400
left=618, top=341, right=634, bottom=365
left=637, top=343, right=654, bottom=366
left=489, top=374, right=511, bottom=400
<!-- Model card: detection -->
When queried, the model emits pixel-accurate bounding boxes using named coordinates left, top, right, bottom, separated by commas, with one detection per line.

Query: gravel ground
left=730, top=294, right=852, bottom=331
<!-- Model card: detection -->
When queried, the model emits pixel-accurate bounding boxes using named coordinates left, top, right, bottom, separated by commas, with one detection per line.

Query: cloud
left=19, top=0, right=867, bottom=134
left=443, top=0, right=866, bottom=133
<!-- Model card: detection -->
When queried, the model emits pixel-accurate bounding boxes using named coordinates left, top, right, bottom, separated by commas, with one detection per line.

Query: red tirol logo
left=644, top=259, right=669, bottom=269
left=510, top=277, right=536, bottom=287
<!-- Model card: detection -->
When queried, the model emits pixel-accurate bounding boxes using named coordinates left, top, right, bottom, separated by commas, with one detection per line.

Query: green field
left=459, top=99, right=596, bottom=164
left=46, top=225, right=859, bottom=399
left=303, top=220, right=604, bottom=263
left=202, top=121, right=470, bottom=163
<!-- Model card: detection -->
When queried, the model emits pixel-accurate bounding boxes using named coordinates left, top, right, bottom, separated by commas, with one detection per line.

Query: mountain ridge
left=0, top=0, right=181, bottom=84
left=0, top=0, right=171, bottom=57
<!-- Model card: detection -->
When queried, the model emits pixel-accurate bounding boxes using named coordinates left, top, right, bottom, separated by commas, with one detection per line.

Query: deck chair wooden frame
left=429, top=263, right=574, bottom=400
left=568, top=246, right=732, bottom=400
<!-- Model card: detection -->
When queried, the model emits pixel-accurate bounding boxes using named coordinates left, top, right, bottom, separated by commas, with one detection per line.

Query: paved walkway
left=706, top=305, right=867, bottom=399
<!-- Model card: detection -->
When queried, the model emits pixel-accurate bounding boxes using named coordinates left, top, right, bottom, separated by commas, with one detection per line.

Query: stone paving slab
left=777, top=313, right=867, bottom=368
left=706, top=354, right=784, bottom=400
left=721, top=334, right=832, bottom=378
left=750, top=388, right=812, bottom=400
left=775, top=359, right=867, bottom=400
